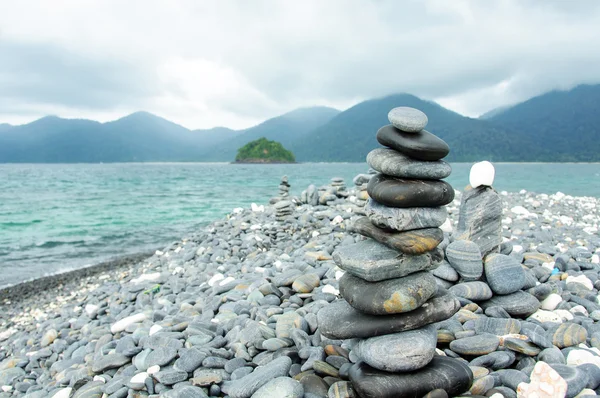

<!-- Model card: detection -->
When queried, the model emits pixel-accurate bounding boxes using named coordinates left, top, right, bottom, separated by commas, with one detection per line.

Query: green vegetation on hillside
left=235, top=137, right=295, bottom=163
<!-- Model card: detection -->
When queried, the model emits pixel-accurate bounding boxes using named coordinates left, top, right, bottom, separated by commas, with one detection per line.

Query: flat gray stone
left=449, top=281, right=492, bottom=301
left=484, top=253, right=525, bottom=295
left=388, top=106, right=428, bottom=132
left=221, top=356, right=292, bottom=398
left=367, top=148, right=451, bottom=180
left=354, top=325, right=437, bottom=372
left=453, top=185, right=503, bottom=256
left=446, top=240, right=483, bottom=281
left=339, top=271, right=437, bottom=315
left=252, top=377, right=303, bottom=398
left=480, top=291, right=540, bottom=317
left=449, top=333, right=500, bottom=356
left=365, top=199, right=447, bottom=232
left=333, top=238, right=442, bottom=282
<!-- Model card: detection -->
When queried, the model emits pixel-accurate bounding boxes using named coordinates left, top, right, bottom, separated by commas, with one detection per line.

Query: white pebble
left=469, top=161, right=495, bottom=188
left=251, top=203, right=265, bottom=212
left=553, top=309, right=574, bottom=322
left=322, top=285, right=339, bottom=295
left=111, top=313, right=147, bottom=334
left=130, top=372, right=149, bottom=383
left=130, top=272, right=161, bottom=285
left=51, top=388, right=71, bottom=398
left=84, top=304, right=99, bottom=317
left=208, top=273, right=224, bottom=287
left=566, top=275, right=593, bottom=290
left=592, top=254, right=600, bottom=264
left=529, top=309, right=562, bottom=324
left=147, top=365, right=160, bottom=375
left=93, top=375, right=107, bottom=383
left=1, top=386, right=12, bottom=393
left=512, top=245, right=523, bottom=253
left=149, top=325, right=163, bottom=336
left=440, top=218, right=452, bottom=233
left=567, top=350, right=600, bottom=367
left=219, top=276, right=235, bottom=286
left=570, top=305, right=588, bottom=316
left=541, top=294, right=562, bottom=311
left=330, top=215, right=344, bottom=225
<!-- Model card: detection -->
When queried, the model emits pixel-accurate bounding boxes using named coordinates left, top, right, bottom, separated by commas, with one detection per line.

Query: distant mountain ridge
left=0, top=84, right=599, bottom=162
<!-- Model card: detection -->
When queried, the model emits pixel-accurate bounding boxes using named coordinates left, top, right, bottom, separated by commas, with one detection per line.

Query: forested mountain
left=0, top=85, right=598, bottom=162
left=199, top=107, right=340, bottom=161
left=486, top=84, right=600, bottom=161
left=292, top=94, right=533, bottom=162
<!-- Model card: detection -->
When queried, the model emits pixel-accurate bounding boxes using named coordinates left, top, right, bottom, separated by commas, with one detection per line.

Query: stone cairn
left=270, top=175, right=291, bottom=204
left=318, top=107, right=473, bottom=397
left=351, top=172, right=372, bottom=207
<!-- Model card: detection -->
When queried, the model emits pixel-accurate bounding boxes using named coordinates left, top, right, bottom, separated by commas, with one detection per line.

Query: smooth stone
left=480, top=291, right=540, bottom=318
left=154, top=369, right=188, bottom=385
left=318, top=289, right=460, bottom=339
left=72, top=381, right=103, bottom=398
left=517, top=361, right=568, bottom=398
left=292, top=274, right=320, bottom=293
left=387, top=106, right=428, bottom=132
left=453, top=185, right=503, bottom=256
left=538, top=347, right=566, bottom=364
left=365, top=199, right=448, bottom=232
left=353, top=326, right=437, bottom=372
left=333, top=238, right=442, bottom=282
left=548, top=364, right=589, bottom=398
left=446, top=240, right=483, bottom=281
left=366, top=148, right=451, bottom=179
left=221, top=356, right=292, bottom=398
left=474, top=317, right=521, bottom=335
left=449, top=282, right=493, bottom=301
left=352, top=217, right=443, bottom=255
left=449, top=333, right=500, bottom=356
left=541, top=293, right=563, bottom=311
left=422, top=389, right=449, bottom=398
left=0, top=368, right=25, bottom=386
left=339, top=271, right=436, bottom=315
left=503, top=338, right=541, bottom=356
left=520, top=322, right=554, bottom=349
left=349, top=356, right=473, bottom=398
left=376, top=125, right=450, bottom=161
left=367, top=174, right=454, bottom=208
left=252, top=377, right=303, bottom=398
left=484, top=253, right=526, bottom=295
left=432, top=261, right=459, bottom=282
left=328, top=381, right=356, bottom=398
left=91, top=353, right=131, bottom=373
left=578, top=363, right=600, bottom=389
left=469, top=161, right=495, bottom=188
left=494, top=369, right=529, bottom=391
left=469, top=374, right=495, bottom=395
left=548, top=323, right=588, bottom=348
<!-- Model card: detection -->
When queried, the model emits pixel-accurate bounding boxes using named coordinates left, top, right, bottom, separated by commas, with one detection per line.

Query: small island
left=234, top=137, right=296, bottom=163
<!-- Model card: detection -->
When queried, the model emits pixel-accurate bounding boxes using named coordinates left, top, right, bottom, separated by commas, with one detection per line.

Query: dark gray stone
left=365, top=199, right=447, bottom=232
left=366, top=148, right=451, bottom=180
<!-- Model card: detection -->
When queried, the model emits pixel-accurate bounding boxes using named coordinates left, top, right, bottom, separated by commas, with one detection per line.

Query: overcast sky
left=1, top=0, right=600, bottom=129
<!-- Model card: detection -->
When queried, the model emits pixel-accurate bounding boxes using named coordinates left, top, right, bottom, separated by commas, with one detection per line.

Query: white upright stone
left=469, top=161, right=495, bottom=188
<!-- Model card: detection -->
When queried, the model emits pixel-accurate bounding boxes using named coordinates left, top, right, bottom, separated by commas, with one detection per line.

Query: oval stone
left=474, top=317, right=521, bottom=335
left=333, top=238, right=442, bottom=282
left=352, top=217, right=443, bottom=255
left=449, top=333, right=500, bottom=356
left=387, top=107, right=428, bottom=132
left=446, top=240, right=483, bottom=281
left=484, top=253, right=525, bottom=295
left=349, top=356, right=473, bottom=398
left=366, top=148, right=452, bottom=180
left=367, top=174, right=455, bottom=208
left=339, top=271, right=436, bottom=315
left=354, top=326, right=437, bottom=372
left=376, top=125, right=450, bottom=161
left=480, top=291, right=541, bottom=318
left=449, top=281, right=493, bottom=301
left=548, top=323, right=588, bottom=348
left=365, top=199, right=447, bottom=232
left=317, top=290, right=461, bottom=339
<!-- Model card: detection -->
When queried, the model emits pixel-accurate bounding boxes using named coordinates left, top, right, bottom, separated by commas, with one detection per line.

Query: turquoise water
left=1, top=162, right=599, bottom=288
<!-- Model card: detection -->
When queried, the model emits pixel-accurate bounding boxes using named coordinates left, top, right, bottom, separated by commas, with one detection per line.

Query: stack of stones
left=274, top=200, right=293, bottom=221
left=270, top=175, right=291, bottom=204
left=318, top=107, right=473, bottom=398
left=351, top=172, right=373, bottom=207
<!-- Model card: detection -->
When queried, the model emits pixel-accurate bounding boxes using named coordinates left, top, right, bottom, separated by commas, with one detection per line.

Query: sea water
left=1, top=162, right=599, bottom=288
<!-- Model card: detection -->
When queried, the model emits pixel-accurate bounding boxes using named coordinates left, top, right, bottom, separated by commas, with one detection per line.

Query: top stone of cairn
left=388, top=107, right=428, bottom=133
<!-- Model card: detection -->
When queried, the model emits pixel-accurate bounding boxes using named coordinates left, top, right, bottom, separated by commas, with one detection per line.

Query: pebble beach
left=1, top=180, right=599, bottom=398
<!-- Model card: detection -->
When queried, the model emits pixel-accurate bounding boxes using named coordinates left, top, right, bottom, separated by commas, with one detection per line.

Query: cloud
left=0, top=0, right=599, bottom=127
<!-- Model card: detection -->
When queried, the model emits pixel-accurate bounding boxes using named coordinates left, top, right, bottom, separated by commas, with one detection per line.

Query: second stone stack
left=318, top=106, right=473, bottom=398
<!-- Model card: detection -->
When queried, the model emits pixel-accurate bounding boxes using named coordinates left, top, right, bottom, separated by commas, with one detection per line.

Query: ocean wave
left=0, top=220, right=43, bottom=227
left=35, top=239, right=87, bottom=248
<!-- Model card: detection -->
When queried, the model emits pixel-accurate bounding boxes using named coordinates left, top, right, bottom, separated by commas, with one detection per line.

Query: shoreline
left=0, top=184, right=599, bottom=397
left=0, top=250, right=156, bottom=305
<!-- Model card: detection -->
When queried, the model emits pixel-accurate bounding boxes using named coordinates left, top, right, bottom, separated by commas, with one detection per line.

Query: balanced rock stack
left=270, top=175, right=291, bottom=204
left=318, top=107, right=473, bottom=398
left=351, top=172, right=373, bottom=206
